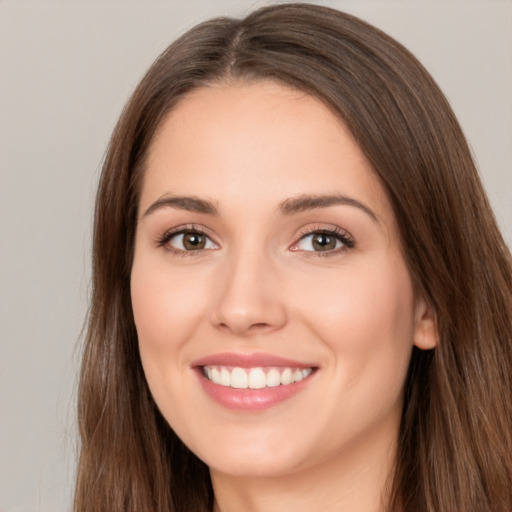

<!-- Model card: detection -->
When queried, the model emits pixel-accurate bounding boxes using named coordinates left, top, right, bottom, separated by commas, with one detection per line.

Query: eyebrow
left=143, top=195, right=219, bottom=217
left=143, top=193, right=378, bottom=222
left=278, top=194, right=379, bottom=222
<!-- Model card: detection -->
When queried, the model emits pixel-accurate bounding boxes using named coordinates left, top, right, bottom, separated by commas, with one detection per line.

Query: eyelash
left=156, top=224, right=355, bottom=257
left=156, top=224, right=215, bottom=257
left=291, top=225, right=355, bottom=257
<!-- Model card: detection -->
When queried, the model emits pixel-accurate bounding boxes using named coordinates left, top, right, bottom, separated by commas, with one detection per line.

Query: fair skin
left=131, top=80, right=437, bottom=512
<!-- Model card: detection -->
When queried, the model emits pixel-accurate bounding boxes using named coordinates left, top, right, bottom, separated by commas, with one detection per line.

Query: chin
left=206, top=451, right=305, bottom=479
left=185, top=425, right=322, bottom=479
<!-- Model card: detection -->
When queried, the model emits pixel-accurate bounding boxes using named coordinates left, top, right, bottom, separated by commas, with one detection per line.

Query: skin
left=131, top=81, right=437, bottom=512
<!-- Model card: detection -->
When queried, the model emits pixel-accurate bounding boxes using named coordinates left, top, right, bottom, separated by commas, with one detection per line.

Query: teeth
left=231, top=367, right=248, bottom=389
left=220, top=367, right=231, bottom=386
left=211, top=368, right=220, bottom=384
left=203, top=365, right=313, bottom=389
left=266, top=368, right=281, bottom=387
left=293, top=369, right=304, bottom=382
left=248, top=368, right=266, bottom=389
left=281, top=368, right=293, bottom=385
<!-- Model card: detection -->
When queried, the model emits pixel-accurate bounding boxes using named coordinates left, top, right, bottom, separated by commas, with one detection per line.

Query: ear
left=413, top=297, right=439, bottom=350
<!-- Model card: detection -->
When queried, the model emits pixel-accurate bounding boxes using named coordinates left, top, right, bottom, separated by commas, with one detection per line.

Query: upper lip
left=191, top=352, right=316, bottom=369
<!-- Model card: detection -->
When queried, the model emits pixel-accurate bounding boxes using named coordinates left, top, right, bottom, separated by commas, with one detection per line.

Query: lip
left=191, top=352, right=317, bottom=411
left=191, top=352, right=314, bottom=369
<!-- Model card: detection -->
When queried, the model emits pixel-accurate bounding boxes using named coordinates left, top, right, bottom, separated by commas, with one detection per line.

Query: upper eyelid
left=156, top=223, right=354, bottom=248
left=157, top=224, right=215, bottom=245
left=294, top=224, right=353, bottom=240
left=162, top=224, right=208, bottom=237
left=290, top=224, right=355, bottom=252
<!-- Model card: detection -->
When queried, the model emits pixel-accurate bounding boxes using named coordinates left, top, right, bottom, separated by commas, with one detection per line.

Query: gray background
left=1, top=1, right=510, bottom=511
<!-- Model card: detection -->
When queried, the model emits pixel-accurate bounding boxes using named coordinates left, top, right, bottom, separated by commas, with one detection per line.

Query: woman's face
left=131, top=81, right=436, bottom=478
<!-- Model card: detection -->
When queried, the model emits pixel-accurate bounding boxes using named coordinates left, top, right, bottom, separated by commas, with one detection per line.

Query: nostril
left=216, top=321, right=274, bottom=336
left=211, top=286, right=288, bottom=335
left=251, top=323, right=271, bottom=330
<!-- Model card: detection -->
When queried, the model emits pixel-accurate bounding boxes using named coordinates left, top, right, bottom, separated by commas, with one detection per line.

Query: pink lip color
left=191, top=352, right=316, bottom=411
left=191, top=352, right=313, bottom=369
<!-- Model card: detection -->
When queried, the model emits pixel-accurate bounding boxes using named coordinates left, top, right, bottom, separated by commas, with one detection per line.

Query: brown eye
left=167, top=231, right=217, bottom=252
left=292, top=229, right=354, bottom=254
left=183, top=232, right=206, bottom=250
left=311, top=233, right=337, bottom=251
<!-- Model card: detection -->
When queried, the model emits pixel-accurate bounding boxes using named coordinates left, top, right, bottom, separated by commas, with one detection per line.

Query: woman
left=74, top=3, right=512, bottom=511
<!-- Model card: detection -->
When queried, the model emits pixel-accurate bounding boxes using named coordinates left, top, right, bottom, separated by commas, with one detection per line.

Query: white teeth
left=266, top=368, right=281, bottom=387
left=211, top=367, right=221, bottom=384
left=281, top=368, right=293, bottom=385
left=220, top=367, right=231, bottom=386
left=293, top=369, right=304, bottom=382
left=248, top=368, right=266, bottom=389
left=230, top=367, right=248, bottom=389
left=203, top=365, right=313, bottom=388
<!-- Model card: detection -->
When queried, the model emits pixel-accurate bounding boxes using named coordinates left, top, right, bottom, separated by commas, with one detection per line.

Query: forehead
left=141, top=80, right=390, bottom=222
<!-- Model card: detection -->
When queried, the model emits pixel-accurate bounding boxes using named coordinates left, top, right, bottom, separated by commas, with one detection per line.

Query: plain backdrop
left=0, top=1, right=510, bottom=511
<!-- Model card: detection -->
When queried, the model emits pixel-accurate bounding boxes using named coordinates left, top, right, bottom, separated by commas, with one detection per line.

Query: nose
left=210, top=248, right=288, bottom=337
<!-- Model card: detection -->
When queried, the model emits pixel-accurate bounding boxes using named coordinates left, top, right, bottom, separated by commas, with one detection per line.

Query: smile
left=202, top=366, right=314, bottom=389
left=193, top=353, right=318, bottom=411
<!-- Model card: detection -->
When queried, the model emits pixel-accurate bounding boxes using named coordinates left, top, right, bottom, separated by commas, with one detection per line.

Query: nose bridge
left=211, top=240, right=287, bottom=335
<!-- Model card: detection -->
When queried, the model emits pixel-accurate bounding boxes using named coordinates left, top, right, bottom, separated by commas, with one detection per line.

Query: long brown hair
left=75, top=4, right=512, bottom=511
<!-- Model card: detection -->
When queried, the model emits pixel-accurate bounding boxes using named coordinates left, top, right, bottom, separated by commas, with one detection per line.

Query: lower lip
left=195, top=369, right=315, bottom=411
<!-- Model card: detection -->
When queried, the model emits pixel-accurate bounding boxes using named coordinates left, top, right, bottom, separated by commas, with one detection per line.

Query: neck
left=210, top=424, right=398, bottom=512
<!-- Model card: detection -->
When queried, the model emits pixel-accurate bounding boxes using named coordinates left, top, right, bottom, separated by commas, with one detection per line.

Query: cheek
left=301, top=259, right=416, bottom=442
left=131, top=260, right=206, bottom=354
left=129, top=258, right=211, bottom=418
left=302, top=258, right=413, bottom=324
left=130, top=259, right=208, bottom=429
left=296, top=256, right=416, bottom=385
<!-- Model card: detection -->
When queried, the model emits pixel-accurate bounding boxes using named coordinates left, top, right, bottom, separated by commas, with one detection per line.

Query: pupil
left=313, top=233, right=335, bottom=251
left=184, top=233, right=205, bottom=250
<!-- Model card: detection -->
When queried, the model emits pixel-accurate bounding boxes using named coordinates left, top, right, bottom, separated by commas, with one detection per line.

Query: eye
left=159, top=227, right=218, bottom=253
left=291, top=228, right=354, bottom=254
